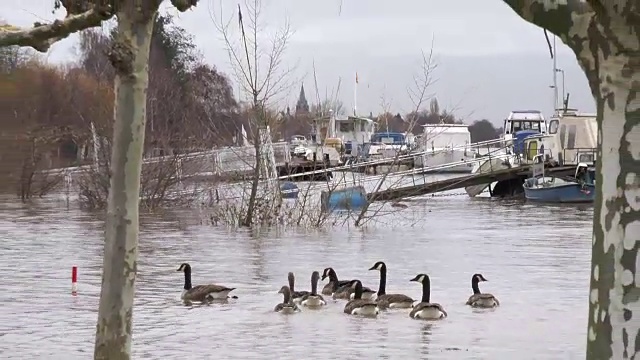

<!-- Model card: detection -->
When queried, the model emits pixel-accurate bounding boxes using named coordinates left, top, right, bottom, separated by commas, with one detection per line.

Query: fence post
left=176, top=159, right=183, bottom=189
left=64, top=170, right=72, bottom=207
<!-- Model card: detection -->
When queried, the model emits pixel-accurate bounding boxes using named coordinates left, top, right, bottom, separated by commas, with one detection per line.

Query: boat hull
left=464, top=155, right=515, bottom=197
left=414, top=149, right=474, bottom=173
left=524, top=182, right=595, bottom=203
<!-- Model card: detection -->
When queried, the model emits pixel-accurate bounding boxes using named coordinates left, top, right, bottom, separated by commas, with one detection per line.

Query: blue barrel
left=513, top=130, right=539, bottom=155
left=321, top=186, right=367, bottom=212
left=280, top=181, right=299, bottom=199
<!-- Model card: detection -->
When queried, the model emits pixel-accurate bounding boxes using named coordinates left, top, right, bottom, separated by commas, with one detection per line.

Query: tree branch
left=170, top=0, right=199, bottom=12
left=501, top=0, right=593, bottom=41
left=0, top=6, right=114, bottom=52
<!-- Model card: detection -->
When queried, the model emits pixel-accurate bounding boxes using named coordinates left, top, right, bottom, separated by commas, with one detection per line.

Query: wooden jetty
left=367, top=164, right=576, bottom=202
left=277, top=160, right=333, bottom=181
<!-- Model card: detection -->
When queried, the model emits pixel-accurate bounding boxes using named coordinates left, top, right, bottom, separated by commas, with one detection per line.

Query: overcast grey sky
left=2, top=0, right=596, bottom=126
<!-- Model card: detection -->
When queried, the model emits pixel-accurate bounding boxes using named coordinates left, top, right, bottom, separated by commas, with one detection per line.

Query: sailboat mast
left=354, top=72, right=358, bottom=116
left=552, top=36, right=558, bottom=115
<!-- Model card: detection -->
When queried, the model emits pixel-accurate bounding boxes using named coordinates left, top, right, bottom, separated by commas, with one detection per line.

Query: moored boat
left=523, top=162, right=595, bottom=203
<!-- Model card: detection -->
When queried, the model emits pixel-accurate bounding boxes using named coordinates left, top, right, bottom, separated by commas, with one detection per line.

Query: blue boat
left=280, top=181, right=299, bottom=199
left=523, top=163, right=595, bottom=203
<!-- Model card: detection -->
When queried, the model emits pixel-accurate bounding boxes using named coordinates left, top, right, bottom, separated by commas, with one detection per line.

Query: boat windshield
left=509, top=120, right=542, bottom=134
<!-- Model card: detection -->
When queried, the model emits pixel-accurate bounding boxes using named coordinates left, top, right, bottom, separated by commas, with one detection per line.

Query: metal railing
left=562, top=148, right=597, bottom=166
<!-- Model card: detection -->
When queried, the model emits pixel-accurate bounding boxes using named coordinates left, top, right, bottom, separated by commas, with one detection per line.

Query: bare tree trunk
left=243, top=104, right=261, bottom=226
left=93, top=6, right=156, bottom=360
left=501, top=1, right=640, bottom=358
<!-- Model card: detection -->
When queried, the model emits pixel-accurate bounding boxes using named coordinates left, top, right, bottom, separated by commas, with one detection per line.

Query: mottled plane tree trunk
left=1, top=1, right=199, bottom=359
left=502, top=0, right=639, bottom=358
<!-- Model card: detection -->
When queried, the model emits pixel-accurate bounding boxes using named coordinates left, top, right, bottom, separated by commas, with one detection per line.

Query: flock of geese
left=177, top=261, right=500, bottom=320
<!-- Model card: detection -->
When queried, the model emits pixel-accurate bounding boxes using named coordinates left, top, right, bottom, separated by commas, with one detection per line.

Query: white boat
left=464, top=109, right=546, bottom=196
left=413, top=123, right=476, bottom=173
left=501, top=110, right=548, bottom=150
left=312, top=114, right=375, bottom=158
left=465, top=108, right=596, bottom=197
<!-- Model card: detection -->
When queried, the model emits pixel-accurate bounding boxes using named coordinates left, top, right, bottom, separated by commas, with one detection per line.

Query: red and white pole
left=71, top=266, right=78, bottom=296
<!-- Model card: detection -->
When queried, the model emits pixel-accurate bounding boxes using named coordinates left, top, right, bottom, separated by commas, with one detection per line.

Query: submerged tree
left=0, top=1, right=200, bottom=359
left=502, top=0, right=639, bottom=358
left=213, top=0, right=294, bottom=226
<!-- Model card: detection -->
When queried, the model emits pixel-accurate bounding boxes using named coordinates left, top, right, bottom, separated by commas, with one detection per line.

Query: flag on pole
left=355, top=72, right=359, bottom=84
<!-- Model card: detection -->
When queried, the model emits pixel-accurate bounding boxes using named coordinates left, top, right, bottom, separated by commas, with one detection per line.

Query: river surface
left=0, top=192, right=594, bottom=359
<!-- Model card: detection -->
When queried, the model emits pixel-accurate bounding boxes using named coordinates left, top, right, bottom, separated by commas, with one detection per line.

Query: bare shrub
left=76, top=126, right=210, bottom=210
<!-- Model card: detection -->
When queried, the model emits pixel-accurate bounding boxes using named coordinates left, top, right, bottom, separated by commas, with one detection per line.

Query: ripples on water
left=0, top=193, right=593, bottom=359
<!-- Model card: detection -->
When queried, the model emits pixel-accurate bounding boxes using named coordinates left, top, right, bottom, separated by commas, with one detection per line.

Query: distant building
left=295, top=84, right=309, bottom=115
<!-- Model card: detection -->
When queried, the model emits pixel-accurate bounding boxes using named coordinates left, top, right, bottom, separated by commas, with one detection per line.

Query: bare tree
left=0, top=1, right=200, bottom=359
left=354, top=46, right=437, bottom=226
left=212, top=0, right=295, bottom=226
left=500, top=1, right=639, bottom=357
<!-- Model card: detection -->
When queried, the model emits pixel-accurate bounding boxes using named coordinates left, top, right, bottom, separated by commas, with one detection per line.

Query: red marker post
left=71, top=266, right=78, bottom=296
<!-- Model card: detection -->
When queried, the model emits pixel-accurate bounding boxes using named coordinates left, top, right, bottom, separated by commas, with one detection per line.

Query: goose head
left=177, top=263, right=191, bottom=272
left=348, top=279, right=362, bottom=289
left=410, top=273, right=430, bottom=284
left=278, top=285, right=291, bottom=297
left=368, top=261, right=386, bottom=272
left=473, top=273, right=488, bottom=282
left=321, top=267, right=334, bottom=281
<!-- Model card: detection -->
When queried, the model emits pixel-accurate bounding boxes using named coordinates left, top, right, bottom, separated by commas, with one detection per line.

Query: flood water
left=0, top=192, right=593, bottom=359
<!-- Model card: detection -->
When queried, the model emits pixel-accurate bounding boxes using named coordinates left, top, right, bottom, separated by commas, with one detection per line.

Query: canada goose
left=299, top=271, right=327, bottom=307
left=348, top=286, right=377, bottom=301
left=409, top=274, right=447, bottom=320
left=320, top=267, right=351, bottom=295
left=176, top=263, right=236, bottom=303
left=288, top=272, right=310, bottom=304
left=343, top=280, right=379, bottom=317
left=368, top=261, right=414, bottom=309
left=274, top=285, right=300, bottom=314
left=333, top=281, right=376, bottom=301
left=466, top=273, right=500, bottom=308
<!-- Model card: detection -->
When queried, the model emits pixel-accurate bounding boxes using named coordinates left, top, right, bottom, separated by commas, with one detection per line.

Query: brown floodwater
left=0, top=192, right=593, bottom=359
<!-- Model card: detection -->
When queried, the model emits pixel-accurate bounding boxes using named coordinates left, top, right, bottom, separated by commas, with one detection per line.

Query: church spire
left=295, top=84, right=309, bottom=114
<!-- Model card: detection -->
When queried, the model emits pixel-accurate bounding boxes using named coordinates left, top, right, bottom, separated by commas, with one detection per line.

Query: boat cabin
left=418, top=123, right=471, bottom=151
left=312, top=115, right=375, bottom=158
left=502, top=110, right=547, bottom=142
left=370, top=132, right=407, bottom=145
left=312, top=115, right=375, bottom=145
left=289, top=135, right=307, bottom=146
left=519, top=110, right=597, bottom=166
left=575, top=163, right=596, bottom=185
left=363, top=132, right=411, bottom=159
left=546, top=110, right=597, bottom=165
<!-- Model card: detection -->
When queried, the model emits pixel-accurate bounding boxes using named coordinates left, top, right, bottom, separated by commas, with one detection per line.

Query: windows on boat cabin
left=503, top=119, right=543, bottom=135
left=548, top=119, right=578, bottom=149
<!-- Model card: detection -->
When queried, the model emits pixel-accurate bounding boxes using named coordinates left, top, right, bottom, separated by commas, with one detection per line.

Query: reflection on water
left=0, top=194, right=592, bottom=359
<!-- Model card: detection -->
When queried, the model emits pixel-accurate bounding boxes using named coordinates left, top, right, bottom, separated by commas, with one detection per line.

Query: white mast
left=354, top=72, right=358, bottom=116
left=552, top=36, right=558, bottom=115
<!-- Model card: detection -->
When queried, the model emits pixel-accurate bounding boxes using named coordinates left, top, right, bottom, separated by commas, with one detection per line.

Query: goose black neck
left=329, top=269, right=339, bottom=282
left=377, top=266, right=387, bottom=296
left=183, top=267, right=192, bottom=290
left=472, top=277, right=481, bottom=294
left=288, top=274, right=295, bottom=292
left=353, top=282, right=363, bottom=300
left=421, top=278, right=431, bottom=303
left=329, top=270, right=340, bottom=291
left=282, top=289, right=291, bottom=304
left=311, top=276, right=318, bottom=295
